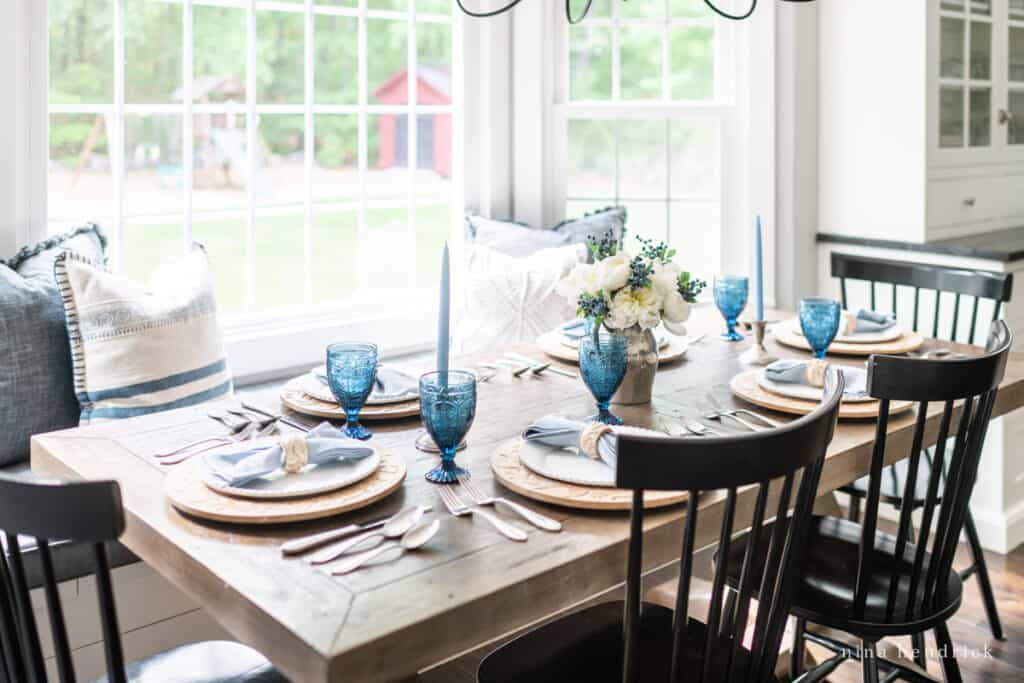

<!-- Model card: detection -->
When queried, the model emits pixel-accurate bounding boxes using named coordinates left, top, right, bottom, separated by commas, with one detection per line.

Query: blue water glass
left=714, top=275, right=750, bottom=342
left=799, top=297, right=842, bottom=359
left=419, top=371, right=477, bottom=484
left=578, top=331, right=628, bottom=425
left=326, top=342, right=379, bottom=440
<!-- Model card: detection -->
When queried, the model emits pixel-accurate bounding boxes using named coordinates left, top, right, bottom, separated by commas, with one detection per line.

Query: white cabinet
left=819, top=0, right=1024, bottom=244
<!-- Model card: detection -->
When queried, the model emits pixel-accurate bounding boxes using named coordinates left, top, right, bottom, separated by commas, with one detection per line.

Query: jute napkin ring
left=281, top=435, right=310, bottom=473
left=579, top=422, right=613, bottom=460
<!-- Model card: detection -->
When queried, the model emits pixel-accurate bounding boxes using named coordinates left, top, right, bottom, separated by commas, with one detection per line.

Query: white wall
left=774, top=1, right=819, bottom=310
left=817, top=0, right=929, bottom=242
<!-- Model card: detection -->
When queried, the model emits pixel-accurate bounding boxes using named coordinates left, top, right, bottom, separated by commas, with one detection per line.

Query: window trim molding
left=16, top=0, right=484, bottom=382
left=515, top=2, right=778, bottom=310
left=1, top=0, right=47, bottom=256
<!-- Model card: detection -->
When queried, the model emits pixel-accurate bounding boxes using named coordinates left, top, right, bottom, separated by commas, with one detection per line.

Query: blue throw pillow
left=465, top=206, right=627, bottom=260
left=0, top=224, right=107, bottom=465
left=551, top=206, right=627, bottom=251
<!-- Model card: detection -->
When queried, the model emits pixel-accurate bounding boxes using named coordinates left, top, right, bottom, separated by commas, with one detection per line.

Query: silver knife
left=281, top=514, right=392, bottom=555
left=505, top=353, right=578, bottom=379
left=240, top=402, right=311, bottom=433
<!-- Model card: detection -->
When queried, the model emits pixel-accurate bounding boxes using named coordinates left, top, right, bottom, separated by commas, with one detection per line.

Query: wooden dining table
left=31, top=306, right=1024, bottom=683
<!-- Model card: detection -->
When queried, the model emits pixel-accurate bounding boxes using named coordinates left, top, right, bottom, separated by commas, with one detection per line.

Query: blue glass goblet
left=578, top=331, right=628, bottom=425
left=799, top=297, right=842, bottom=359
left=326, top=342, right=379, bottom=440
left=420, top=371, right=477, bottom=484
left=714, top=275, right=749, bottom=341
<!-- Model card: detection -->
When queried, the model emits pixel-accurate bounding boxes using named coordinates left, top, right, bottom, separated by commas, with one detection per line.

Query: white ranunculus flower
left=650, top=261, right=682, bottom=300
left=596, top=252, right=631, bottom=293
left=607, top=286, right=660, bottom=330
left=637, top=307, right=661, bottom=330
left=662, top=291, right=691, bottom=323
left=556, top=262, right=599, bottom=303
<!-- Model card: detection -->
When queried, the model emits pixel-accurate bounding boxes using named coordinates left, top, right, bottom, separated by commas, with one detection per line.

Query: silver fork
left=438, top=486, right=528, bottom=541
left=704, top=396, right=764, bottom=432
left=683, top=419, right=722, bottom=437
left=153, top=412, right=253, bottom=458
left=158, top=421, right=278, bottom=465
left=727, top=408, right=784, bottom=429
left=455, top=475, right=562, bottom=532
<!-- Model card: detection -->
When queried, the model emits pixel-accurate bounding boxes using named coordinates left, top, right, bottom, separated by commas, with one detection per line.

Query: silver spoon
left=684, top=419, right=721, bottom=437
left=307, top=505, right=427, bottom=565
left=331, top=518, right=440, bottom=575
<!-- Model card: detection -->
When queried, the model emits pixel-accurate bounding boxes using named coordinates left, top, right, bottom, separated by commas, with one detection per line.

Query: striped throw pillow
left=54, top=245, right=232, bottom=423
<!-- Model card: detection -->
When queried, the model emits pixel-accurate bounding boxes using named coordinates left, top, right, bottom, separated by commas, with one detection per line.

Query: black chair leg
left=934, top=622, right=963, bottom=683
left=790, top=617, right=806, bottom=678
left=847, top=496, right=861, bottom=523
left=862, top=639, right=880, bottom=683
left=962, top=512, right=1004, bottom=640
left=911, top=632, right=927, bottom=669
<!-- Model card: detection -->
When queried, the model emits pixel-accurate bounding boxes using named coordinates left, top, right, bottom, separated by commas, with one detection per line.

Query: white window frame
left=14, top=0, right=480, bottom=382
left=510, top=0, right=775, bottom=305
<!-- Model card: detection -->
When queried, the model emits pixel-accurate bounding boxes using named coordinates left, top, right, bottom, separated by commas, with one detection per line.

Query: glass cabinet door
left=938, top=0, right=993, bottom=149
left=1009, top=8, right=1024, bottom=145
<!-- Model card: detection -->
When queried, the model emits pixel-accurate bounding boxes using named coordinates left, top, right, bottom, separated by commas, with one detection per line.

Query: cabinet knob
left=999, top=109, right=1014, bottom=125
left=963, top=197, right=977, bottom=207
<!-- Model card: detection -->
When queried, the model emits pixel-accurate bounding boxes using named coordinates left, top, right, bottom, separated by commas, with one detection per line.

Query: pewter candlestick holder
left=740, top=320, right=777, bottom=366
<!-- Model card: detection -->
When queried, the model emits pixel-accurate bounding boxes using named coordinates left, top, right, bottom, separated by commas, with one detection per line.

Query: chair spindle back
left=615, top=370, right=844, bottom=683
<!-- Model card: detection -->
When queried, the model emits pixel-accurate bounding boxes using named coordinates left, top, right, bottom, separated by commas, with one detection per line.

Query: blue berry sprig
left=577, top=291, right=610, bottom=326
left=627, top=255, right=654, bottom=289
left=637, top=236, right=676, bottom=264
left=677, top=271, right=706, bottom=303
left=586, top=230, right=619, bottom=261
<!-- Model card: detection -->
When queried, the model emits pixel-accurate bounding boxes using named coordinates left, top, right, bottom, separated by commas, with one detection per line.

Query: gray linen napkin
left=560, top=319, right=589, bottom=340
left=314, top=365, right=419, bottom=402
left=522, top=416, right=618, bottom=469
left=764, top=360, right=868, bottom=398
left=203, top=422, right=374, bottom=487
left=852, top=309, right=897, bottom=333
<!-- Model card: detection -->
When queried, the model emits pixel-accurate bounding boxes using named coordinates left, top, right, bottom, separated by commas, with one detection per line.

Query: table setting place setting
left=158, top=225, right=959, bottom=578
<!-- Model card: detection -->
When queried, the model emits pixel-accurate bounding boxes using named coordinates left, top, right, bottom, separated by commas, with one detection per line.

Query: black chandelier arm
left=703, top=0, right=757, bottom=21
left=566, top=0, right=596, bottom=24
left=455, top=0, right=527, bottom=18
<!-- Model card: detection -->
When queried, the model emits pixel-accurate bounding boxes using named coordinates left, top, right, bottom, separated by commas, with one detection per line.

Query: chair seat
left=724, top=516, right=962, bottom=638
left=92, top=641, right=287, bottom=683
left=840, top=455, right=942, bottom=505
left=476, top=601, right=780, bottom=683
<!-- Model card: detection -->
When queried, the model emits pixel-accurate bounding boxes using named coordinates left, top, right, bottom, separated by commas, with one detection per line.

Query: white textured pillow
left=455, top=243, right=586, bottom=355
left=54, top=245, right=232, bottom=423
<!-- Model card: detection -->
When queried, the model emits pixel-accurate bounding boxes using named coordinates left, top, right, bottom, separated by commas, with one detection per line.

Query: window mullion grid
left=246, top=0, right=258, bottom=310
left=183, top=0, right=195, bottom=248
left=611, top=1, right=621, bottom=101
left=113, top=0, right=126, bottom=270
left=407, top=1, right=418, bottom=273
left=304, top=0, right=315, bottom=305
left=662, top=1, right=670, bottom=244
left=358, top=0, right=368, bottom=276
left=661, top=0, right=670, bottom=102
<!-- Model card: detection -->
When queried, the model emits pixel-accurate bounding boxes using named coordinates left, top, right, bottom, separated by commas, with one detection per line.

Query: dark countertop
left=817, top=226, right=1024, bottom=263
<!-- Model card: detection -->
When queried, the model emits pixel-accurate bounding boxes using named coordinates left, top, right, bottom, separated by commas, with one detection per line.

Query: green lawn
left=120, top=206, right=451, bottom=318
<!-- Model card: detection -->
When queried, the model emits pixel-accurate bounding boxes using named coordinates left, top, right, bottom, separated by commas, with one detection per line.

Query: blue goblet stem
left=724, top=316, right=744, bottom=342
left=344, top=407, right=371, bottom=440
left=426, top=447, right=469, bottom=483
left=593, top=400, right=624, bottom=426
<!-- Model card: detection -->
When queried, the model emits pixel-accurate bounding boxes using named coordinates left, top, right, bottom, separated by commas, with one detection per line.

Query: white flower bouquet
left=557, top=232, right=706, bottom=333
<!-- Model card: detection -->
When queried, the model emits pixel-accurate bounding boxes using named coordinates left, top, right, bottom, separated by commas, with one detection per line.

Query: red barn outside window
left=373, top=66, right=452, bottom=178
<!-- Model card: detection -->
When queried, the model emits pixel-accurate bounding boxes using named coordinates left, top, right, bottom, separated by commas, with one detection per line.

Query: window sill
left=225, top=295, right=437, bottom=386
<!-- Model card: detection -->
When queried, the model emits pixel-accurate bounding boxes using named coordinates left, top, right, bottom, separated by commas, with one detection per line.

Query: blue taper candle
left=755, top=215, right=765, bottom=321
left=437, top=242, right=450, bottom=375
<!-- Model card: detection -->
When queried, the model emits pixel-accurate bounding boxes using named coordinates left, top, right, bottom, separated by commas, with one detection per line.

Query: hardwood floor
left=813, top=537, right=1024, bottom=683
left=420, top=524, right=1024, bottom=682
